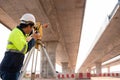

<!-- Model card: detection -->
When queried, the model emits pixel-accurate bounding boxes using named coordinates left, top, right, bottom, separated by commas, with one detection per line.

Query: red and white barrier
left=91, top=73, right=120, bottom=77
left=78, top=73, right=91, bottom=79
left=57, top=73, right=91, bottom=79
left=57, top=73, right=76, bottom=79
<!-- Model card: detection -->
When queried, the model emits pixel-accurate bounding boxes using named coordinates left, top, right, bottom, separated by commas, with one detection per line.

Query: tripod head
left=33, top=22, right=48, bottom=49
left=33, top=22, right=48, bottom=40
left=33, top=22, right=43, bottom=40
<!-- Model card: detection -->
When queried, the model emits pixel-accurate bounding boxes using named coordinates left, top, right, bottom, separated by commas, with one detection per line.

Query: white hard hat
left=20, top=13, right=36, bottom=24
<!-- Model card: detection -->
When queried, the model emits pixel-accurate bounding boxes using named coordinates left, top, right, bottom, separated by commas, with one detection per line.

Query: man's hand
left=42, top=23, right=48, bottom=28
left=26, top=36, right=32, bottom=42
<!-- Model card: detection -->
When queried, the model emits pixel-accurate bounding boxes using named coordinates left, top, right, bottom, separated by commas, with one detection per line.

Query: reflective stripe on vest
left=8, top=41, right=13, bottom=45
left=7, top=41, right=27, bottom=53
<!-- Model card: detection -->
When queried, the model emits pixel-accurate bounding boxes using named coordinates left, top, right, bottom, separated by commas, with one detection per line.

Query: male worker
left=0, top=13, right=40, bottom=80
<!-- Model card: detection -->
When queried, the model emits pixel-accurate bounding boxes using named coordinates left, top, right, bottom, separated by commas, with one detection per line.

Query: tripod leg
left=18, top=47, right=35, bottom=80
left=41, top=46, right=58, bottom=79
left=30, top=41, right=42, bottom=79
left=31, top=48, right=39, bottom=80
left=31, top=50, right=35, bottom=80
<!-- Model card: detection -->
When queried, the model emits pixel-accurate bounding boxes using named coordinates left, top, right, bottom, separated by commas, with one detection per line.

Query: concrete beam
left=0, top=8, right=17, bottom=30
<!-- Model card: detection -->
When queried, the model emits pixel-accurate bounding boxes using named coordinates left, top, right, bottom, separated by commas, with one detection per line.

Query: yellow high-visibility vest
left=7, top=28, right=28, bottom=54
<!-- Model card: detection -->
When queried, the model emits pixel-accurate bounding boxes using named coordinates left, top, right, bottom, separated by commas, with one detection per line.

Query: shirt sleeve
left=27, top=38, right=35, bottom=52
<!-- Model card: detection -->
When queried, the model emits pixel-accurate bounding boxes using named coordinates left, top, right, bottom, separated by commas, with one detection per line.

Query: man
left=0, top=13, right=40, bottom=80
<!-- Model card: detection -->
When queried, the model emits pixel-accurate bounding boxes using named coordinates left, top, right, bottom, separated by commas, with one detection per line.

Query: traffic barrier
left=76, top=73, right=91, bottom=80
left=91, top=73, right=120, bottom=77
left=78, top=73, right=91, bottom=79
left=57, top=73, right=76, bottom=79
left=57, top=73, right=91, bottom=80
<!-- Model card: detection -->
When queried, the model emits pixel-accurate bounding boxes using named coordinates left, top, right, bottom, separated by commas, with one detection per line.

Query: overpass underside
left=1, top=0, right=120, bottom=79
left=0, top=0, right=86, bottom=78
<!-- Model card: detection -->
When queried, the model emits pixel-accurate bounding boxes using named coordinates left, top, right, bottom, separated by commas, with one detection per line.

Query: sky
left=0, top=0, right=119, bottom=73
left=0, top=24, right=10, bottom=62
left=75, top=0, right=118, bottom=72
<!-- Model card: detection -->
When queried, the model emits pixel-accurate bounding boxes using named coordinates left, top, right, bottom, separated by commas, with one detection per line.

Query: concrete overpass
left=0, top=0, right=86, bottom=77
left=1, top=0, right=120, bottom=78
left=79, top=1, right=120, bottom=74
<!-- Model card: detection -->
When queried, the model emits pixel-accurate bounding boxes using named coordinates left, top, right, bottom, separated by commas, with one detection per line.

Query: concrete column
left=40, top=41, right=58, bottom=78
left=61, top=62, right=69, bottom=73
left=68, top=67, right=71, bottom=73
left=95, top=62, right=102, bottom=74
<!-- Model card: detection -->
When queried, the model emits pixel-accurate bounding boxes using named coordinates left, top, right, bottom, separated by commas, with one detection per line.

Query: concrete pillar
left=61, top=62, right=69, bottom=73
left=95, top=62, right=102, bottom=74
left=40, top=41, right=58, bottom=78
left=68, top=67, right=72, bottom=73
